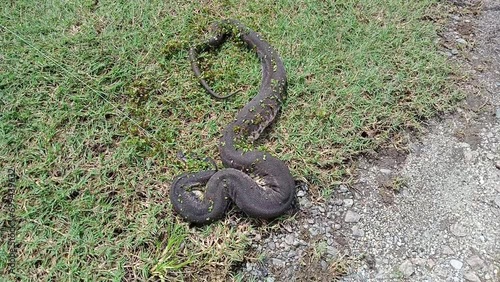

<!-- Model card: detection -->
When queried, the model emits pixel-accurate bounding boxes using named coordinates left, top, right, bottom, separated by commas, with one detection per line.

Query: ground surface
left=1, top=1, right=460, bottom=280
left=239, top=1, right=500, bottom=281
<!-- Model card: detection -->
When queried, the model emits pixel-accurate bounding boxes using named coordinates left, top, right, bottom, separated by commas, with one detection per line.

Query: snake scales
left=170, top=19, right=295, bottom=224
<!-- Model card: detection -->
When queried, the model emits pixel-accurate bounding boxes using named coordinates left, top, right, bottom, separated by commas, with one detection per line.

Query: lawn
left=0, top=0, right=460, bottom=280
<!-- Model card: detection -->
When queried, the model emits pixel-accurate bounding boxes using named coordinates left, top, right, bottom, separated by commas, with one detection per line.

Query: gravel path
left=238, top=1, right=500, bottom=281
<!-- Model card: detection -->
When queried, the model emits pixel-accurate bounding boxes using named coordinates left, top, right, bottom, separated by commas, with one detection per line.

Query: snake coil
left=170, top=19, right=295, bottom=224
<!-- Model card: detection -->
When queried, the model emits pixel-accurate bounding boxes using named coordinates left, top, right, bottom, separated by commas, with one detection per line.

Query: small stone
left=464, top=272, right=481, bottom=282
left=496, top=108, right=500, bottom=119
left=297, top=190, right=306, bottom=197
left=450, top=222, right=468, bottom=237
left=456, top=38, right=467, bottom=45
left=442, top=245, right=455, bottom=255
left=326, top=246, right=337, bottom=256
left=271, top=258, right=286, bottom=268
left=344, top=210, right=361, bottom=223
left=339, top=185, right=349, bottom=193
left=450, top=259, right=463, bottom=270
left=380, top=168, right=392, bottom=174
left=309, top=227, right=318, bottom=236
left=427, top=259, right=436, bottom=269
left=320, top=260, right=328, bottom=270
left=284, top=234, right=295, bottom=245
left=351, top=226, right=364, bottom=237
left=333, top=224, right=342, bottom=230
left=331, top=199, right=342, bottom=206
left=411, top=257, right=426, bottom=266
left=344, top=199, right=354, bottom=208
left=398, top=260, right=414, bottom=278
left=466, top=255, right=485, bottom=270
left=318, top=206, right=325, bottom=213
left=464, top=150, right=476, bottom=162
left=451, top=49, right=459, bottom=55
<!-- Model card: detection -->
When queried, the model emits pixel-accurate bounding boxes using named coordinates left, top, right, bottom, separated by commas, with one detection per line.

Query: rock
left=464, top=150, right=477, bottom=162
left=451, top=49, right=459, bottom=55
left=296, top=190, right=306, bottom=197
left=351, top=226, right=364, bottom=237
left=442, top=245, right=455, bottom=255
left=398, top=260, right=414, bottom=278
left=450, top=259, right=463, bottom=270
left=284, top=234, right=295, bottom=246
left=411, top=257, right=426, bottom=266
left=339, top=185, right=349, bottom=193
left=496, top=108, right=500, bottom=119
left=456, top=38, right=467, bottom=45
left=495, top=161, right=500, bottom=170
left=268, top=242, right=276, bottom=249
left=344, top=210, right=361, bottom=223
left=271, top=258, right=286, bottom=268
left=344, top=199, right=354, bottom=208
left=466, top=255, right=485, bottom=270
left=450, top=222, right=468, bottom=237
left=333, top=199, right=344, bottom=206
left=464, top=272, right=482, bottom=282
left=326, top=246, right=337, bottom=256
left=495, top=194, right=500, bottom=208
left=320, top=260, right=328, bottom=270
left=380, top=168, right=392, bottom=174
left=427, top=259, right=436, bottom=269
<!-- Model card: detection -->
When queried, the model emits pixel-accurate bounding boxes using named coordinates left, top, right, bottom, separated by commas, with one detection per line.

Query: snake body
left=170, top=19, right=295, bottom=224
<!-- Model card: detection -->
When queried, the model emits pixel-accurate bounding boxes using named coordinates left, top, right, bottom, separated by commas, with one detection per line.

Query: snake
left=170, top=19, right=295, bottom=225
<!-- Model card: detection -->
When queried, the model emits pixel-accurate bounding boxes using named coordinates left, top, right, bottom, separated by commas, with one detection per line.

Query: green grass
left=1, top=0, right=461, bottom=280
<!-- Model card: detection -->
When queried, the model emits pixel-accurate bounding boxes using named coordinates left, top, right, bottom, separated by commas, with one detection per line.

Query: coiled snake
left=170, top=19, right=295, bottom=224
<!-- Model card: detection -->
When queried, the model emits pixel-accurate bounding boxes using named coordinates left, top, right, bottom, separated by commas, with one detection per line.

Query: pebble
left=326, top=246, right=337, bottom=256
left=466, top=255, right=485, bottom=270
left=496, top=108, right=500, bottom=119
left=464, top=272, right=482, bottom=282
left=450, top=259, right=463, bottom=270
left=380, top=168, right=392, bottom=174
left=297, top=190, right=306, bottom=197
left=351, top=226, right=364, bottom=237
left=451, top=49, right=459, bottom=55
left=344, top=199, right=354, bottom=208
left=456, top=38, right=467, bottom=45
left=344, top=210, right=361, bottom=223
left=339, top=185, right=349, bottom=193
left=271, top=258, right=286, bottom=268
left=284, top=234, right=295, bottom=246
left=333, top=199, right=344, bottom=206
left=442, top=245, right=455, bottom=255
left=495, top=194, right=500, bottom=208
left=398, top=260, right=415, bottom=278
left=450, top=222, right=468, bottom=237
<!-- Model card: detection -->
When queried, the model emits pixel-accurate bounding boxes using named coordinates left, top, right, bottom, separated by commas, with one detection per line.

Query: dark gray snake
left=170, top=19, right=295, bottom=225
